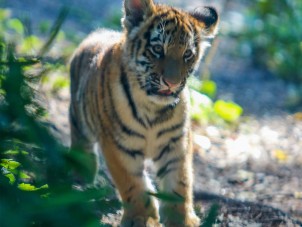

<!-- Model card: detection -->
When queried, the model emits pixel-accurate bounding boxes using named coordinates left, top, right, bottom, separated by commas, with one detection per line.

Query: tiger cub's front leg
left=99, top=136, right=160, bottom=227
left=154, top=132, right=200, bottom=227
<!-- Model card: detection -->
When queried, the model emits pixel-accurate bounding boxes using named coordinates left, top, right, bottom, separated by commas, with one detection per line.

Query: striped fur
left=69, top=0, right=218, bottom=226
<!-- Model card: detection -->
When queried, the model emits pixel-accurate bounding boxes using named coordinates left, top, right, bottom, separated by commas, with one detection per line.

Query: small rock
left=228, top=170, right=254, bottom=185
left=194, top=134, right=212, bottom=151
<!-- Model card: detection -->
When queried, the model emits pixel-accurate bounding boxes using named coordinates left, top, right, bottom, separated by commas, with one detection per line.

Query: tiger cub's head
left=122, top=0, right=219, bottom=105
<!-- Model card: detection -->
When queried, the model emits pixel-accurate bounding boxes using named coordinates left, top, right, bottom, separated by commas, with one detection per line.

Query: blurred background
left=0, top=0, right=301, bottom=226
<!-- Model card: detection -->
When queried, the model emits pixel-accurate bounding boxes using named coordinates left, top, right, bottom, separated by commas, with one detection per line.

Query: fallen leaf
left=214, top=100, right=243, bottom=122
left=273, top=149, right=288, bottom=162
left=293, top=112, right=302, bottom=121
left=294, top=191, right=302, bottom=199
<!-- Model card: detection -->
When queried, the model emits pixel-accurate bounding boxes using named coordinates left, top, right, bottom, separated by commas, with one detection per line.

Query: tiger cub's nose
left=163, top=78, right=181, bottom=89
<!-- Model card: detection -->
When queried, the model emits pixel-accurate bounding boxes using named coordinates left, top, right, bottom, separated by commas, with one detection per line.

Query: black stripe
left=101, top=68, right=112, bottom=127
left=158, top=167, right=178, bottom=179
left=178, top=181, right=187, bottom=188
left=107, top=78, right=145, bottom=139
left=135, top=40, right=141, bottom=59
left=153, top=133, right=184, bottom=162
left=143, top=13, right=169, bottom=41
left=120, top=65, right=146, bottom=128
left=136, top=60, right=150, bottom=67
left=150, top=36, right=160, bottom=42
left=94, top=82, right=105, bottom=136
left=96, top=50, right=144, bottom=158
left=187, top=22, right=194, bottom=34
left=192, top=24, right=200, bottom=48
left=98, top=109, right=143, bottom=159
left=173, top=190, right=185, bottom=201
left=137, top=74, right=146, bottom=90
left=127, top=196, right=132, bottom=203
left=153, top=144, right=170, bottom=162
left=69, top=106, right=83, bottom=136
left=102, top=68, right=144, bottom=158
left=70, top=52, right=86, bottom=94
left=100, top=48, right=113, bottom=99
left=130, top=40, right=136, bottom=57
left=82, top=88, right=95, bottom=134
left=147, top=104, right=176, bottom=127
left=101, top=50, right=123, bottom=137
left=97, top=121, right=143, bottom=160
left=115, top=140, right=144, bottom=158
left=90, top=85, right=100, bottom=132
left=156, top=157, right=180, bottom=178
left=121, top=123, right=145, bottom=138
left=126, top=185, right=135, bottom=193
left=162, top=17, right=178, bottom=27
left=96, top=73, right=116, bottom=140
left=144, top=196, right=151, bottom=208
left=157, top=121, right=184, bottom=138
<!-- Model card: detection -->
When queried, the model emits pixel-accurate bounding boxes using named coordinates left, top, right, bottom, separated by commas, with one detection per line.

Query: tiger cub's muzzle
left=158, top=77, right=182, bottom=95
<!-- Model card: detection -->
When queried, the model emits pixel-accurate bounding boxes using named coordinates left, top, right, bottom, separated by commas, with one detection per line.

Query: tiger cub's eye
left=152, top=45, right=164, bottom=54
left=184, top=49, right=194, bottom=60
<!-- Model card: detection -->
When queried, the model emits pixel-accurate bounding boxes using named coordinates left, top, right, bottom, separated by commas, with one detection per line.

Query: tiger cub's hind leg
left=69, top=109, right=99, bottom=184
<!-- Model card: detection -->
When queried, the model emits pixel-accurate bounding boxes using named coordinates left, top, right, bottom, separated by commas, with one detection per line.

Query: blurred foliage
left=102, top=10, right=123, bottom=30
left=0, top=9, right=120, bottom=227
left=0, top=8, right=76, bottom=58
left=201, top=204, right=220, bottom=227
left=240, top=0, right=302, bottom=84
left=189, top=77, right=243, bottom=125
left=0, top=7, right=74, bottom=95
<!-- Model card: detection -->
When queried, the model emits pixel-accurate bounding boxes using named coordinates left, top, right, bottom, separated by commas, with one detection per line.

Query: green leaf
left=200, top=80, right=217, bottom=98
left=148, top=192, right=185, bottom=203
left=19, top=171, right=31, bottom=179
left=1, top=166, right=15, bottom=184
left=214, top=100, right=243, bottom=122
left=52, top=76, right=70, bottom=93
left=18, top=183, right=36, bottom=191
left=188, top=77, right=217, bottom=98
left=201, top=204, right=219, bottom=227
left=47, top=188, right=114, bottom=207
left=7, top=18, right=24, bottom=35
left=0, top=159, right=21, bottom=170
left=41, top=193, right=51, bottom=198
left=18, top=183, right=49, bottom=191
left=190, top=89, right=213, bottom=123
left=20, top=35, right=43, bottom=54
left=4, top=150, right=29, bottom=156
left=0, top=9, right=11, bottom=21
left=5, top=173, right=16, bottom=184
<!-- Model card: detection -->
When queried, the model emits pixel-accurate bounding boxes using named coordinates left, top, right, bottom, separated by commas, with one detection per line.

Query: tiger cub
left=69, top=0, right=218, bottom=226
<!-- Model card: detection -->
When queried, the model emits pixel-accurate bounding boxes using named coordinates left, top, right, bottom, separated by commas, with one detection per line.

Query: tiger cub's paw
left=164, top=214, right=200, bottom=227
left=185, top=214, right=201, bottom=227
left=121, top=216, right=161, bottom=227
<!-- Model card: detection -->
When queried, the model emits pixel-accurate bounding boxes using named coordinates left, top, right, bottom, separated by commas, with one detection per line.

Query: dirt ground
left=2, top=0, right=302, bottom=226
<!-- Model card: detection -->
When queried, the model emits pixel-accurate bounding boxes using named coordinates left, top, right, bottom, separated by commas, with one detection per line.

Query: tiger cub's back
left=69, top=30, right=123, bottom=142
left=70, top=29, right=122, bottom=101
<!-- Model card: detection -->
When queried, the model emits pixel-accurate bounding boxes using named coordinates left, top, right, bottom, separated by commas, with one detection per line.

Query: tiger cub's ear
left=190, top=7, right=219, bottom=37
left=122, top=0, right=155, bottom=30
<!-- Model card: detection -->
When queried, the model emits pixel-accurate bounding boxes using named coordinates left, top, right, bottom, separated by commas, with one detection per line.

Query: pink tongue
left=159, top=90, right=172, bottom=95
